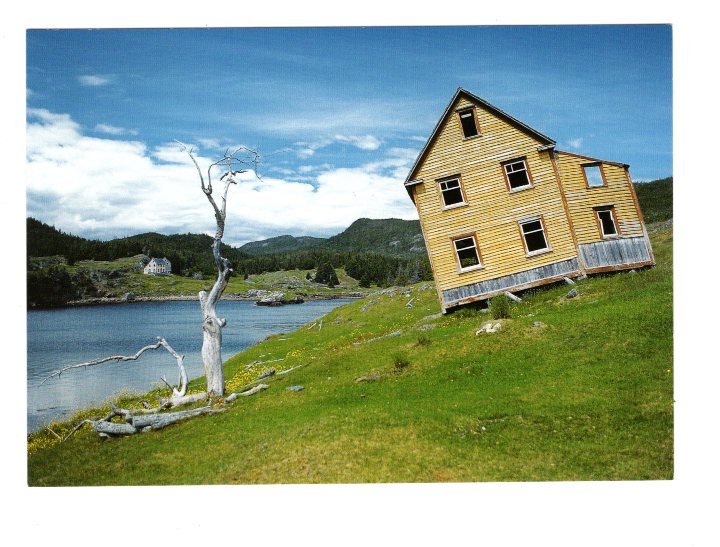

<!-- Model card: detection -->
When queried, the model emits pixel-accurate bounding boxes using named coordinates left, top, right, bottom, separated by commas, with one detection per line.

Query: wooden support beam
left=504, top=291, right=522, bottom=303
left=563, top=276, right=575, bottom=285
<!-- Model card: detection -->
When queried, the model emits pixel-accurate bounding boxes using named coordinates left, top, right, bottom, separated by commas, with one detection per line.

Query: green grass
left=28, top=226, right=673, bottom=485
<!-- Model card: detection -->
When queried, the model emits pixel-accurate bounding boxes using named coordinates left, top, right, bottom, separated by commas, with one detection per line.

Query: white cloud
left=26, top=110, right=418, bottom=247
left=567, top=137, right=584, bottom=149
left=78, top=75, right=111, bottom=87
left=94, top=123, right=138, bottom=136
left=294, top=134, right=382, bottom=158
left=334, top=134, right=381, bottom=151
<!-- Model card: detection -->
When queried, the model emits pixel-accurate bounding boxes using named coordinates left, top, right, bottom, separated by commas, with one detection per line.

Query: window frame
left=501, top=157, right=534, bottom=193
left=456, top=107, right=481, bottom=140
left=518, top=216, right=552, bottom=257
left=437, top=175, right=468, bottom=210
left=594, top=205, right=621, bottom=239
left=581, top=162, right=607, bottom=188
left=451, top=233, right=484, bottom=273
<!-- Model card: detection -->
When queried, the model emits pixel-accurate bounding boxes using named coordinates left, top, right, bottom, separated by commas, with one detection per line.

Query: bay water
left=27, top=299, right=351, bottom=432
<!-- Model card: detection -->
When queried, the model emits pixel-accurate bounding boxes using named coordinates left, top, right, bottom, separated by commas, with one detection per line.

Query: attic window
left=595, top=206, right=619, bottom=238
left=438, top=176, right=466, bottom=208
left=503, top=158, right=533, bottom=191
left=453, top=235, right=482, bottom=271
left=583, top=163, right=605, bottom=187
left=458, top=108, right=479, bottom=138
left=519, top=218, right=550, bottom=255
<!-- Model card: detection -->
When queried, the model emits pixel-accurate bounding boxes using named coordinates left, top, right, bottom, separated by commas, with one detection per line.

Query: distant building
left=404, top=88, right=654, bottom=313
left=144, top=257, right=172, bottom=276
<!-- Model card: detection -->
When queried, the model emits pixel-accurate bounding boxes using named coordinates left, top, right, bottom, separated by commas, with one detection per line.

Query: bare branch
left=42, top=337, right=188, bottom=399
left=176, top=140, right=208, bottom=194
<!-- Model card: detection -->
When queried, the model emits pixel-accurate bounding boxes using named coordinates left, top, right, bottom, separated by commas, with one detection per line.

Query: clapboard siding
left=554, top=152, right=644, bottom=244
left=414, top=96, right=577, bottom=294
left=579, top=237, right=652, bottom=269
left=442, top=258, right=580, bottom=305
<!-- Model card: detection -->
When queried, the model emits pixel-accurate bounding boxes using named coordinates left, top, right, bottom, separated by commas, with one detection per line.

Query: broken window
left=458, top=108, right=479, bottom=138
left=438, top=177, right=466, bottom=208
left=503, top=159, right=532, bottom=191
left=453, top=236, right=481, bottom=270
left=596, top=206, right=619, bottom=237
left=583, top=163, right=605, bottom=187
left=520, top=219, right=550, bottom=254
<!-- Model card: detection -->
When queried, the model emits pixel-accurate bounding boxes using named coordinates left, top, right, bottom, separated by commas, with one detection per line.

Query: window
left=503, top=158, right=533, bottom=191
left=583, top=163, right=605, bottom=187
left=519, top=219, right=550, bottom=254
left=595, top=206, right=619, bottom=238
left=438, top=176, right=466, bottom=208
left=453, top=235, right=482, bottom=271
left=458, top=108, right=479, bottom=138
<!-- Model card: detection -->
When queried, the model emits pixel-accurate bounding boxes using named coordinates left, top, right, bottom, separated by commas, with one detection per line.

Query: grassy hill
left=634, top=177, right=673, bottom=223
left=27, top=224, right=673, bottom=485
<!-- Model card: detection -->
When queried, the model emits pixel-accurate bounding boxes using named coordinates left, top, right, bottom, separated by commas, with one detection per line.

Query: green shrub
left=416, top=334, right=432, bottom=347
left=490, top=294, right=511, bottom=319
left=393, top=354, right=410, bottom=371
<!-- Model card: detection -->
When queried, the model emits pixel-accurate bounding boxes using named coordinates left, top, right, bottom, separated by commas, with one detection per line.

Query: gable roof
left=405, top=88, right=556, bottom=186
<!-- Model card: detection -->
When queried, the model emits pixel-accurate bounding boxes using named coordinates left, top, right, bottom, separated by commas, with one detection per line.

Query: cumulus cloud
left=26, top=110, right=418, bottom=246
left=78, top=74, right=111, bottom=87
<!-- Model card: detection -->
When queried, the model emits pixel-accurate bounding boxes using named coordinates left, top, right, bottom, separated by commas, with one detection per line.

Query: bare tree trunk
left=180, top=144, right=259, bottom=396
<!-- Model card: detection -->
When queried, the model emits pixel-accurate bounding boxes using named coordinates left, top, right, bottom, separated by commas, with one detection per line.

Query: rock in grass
left=355, top=372, right=382, bottom=383
left=566, top=288, right=579, bottom=299
left=532, top=321, right=544, bottom=328
left=287, top=385, right=304, bottom=392
left=476, top=322, right=502, bottom=335
left=258, top=368, right=276, bottom=380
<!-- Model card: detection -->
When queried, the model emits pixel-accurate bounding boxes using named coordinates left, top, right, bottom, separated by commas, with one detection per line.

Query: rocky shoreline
left=65, top=290, right=367, bottom=307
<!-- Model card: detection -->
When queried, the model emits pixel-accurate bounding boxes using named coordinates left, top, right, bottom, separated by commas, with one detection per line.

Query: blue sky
left=26, top=26, right=672, bottom=245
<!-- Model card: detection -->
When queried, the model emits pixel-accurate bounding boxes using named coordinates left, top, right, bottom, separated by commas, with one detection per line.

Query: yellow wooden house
left=404, top=88, right=654, bottom=312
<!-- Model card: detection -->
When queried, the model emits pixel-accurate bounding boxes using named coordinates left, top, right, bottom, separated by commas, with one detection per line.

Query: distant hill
left=239, top=218, right=425, bottom=257
left=238, top=235, right=326, bottom=255
left=324, top=218, right=425, bottom=256
left=634, top=177, right=672, bottom=223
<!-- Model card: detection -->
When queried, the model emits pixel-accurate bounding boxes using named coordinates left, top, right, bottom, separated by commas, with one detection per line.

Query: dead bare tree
left=43, top=143, right=261, bottom=436
left=180, top=142, right=260, bottom=396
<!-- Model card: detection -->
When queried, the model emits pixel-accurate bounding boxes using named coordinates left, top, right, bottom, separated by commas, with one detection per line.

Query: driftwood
left=66, top=404, right=224, bottom=439
left=224, top=383, right=270, bottom=404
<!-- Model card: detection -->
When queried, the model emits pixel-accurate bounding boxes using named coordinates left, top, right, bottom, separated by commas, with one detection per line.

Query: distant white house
left=144, top=257, right=172, bottom=276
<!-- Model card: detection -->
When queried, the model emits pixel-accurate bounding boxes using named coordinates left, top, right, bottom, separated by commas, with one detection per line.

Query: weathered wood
left=442, top=258, right=579, bottom=307
left=276, top=364, right=304, bottom=376
left=563, top=276, right=575, bottom=285
left=238, top=384, right=269, bottom=397
left=130, top=405, right=223, bottom=430
left=159, top=392, right=208, bottom=408
left=578, top=237, right=651, bottom=269
left=503, top=291, right=522, bottom=303
left=91, top=421, right=138, bottom=437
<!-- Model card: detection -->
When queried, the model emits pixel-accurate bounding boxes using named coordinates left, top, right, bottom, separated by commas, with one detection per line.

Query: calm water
left=27, top=299, right=350, bottom=432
